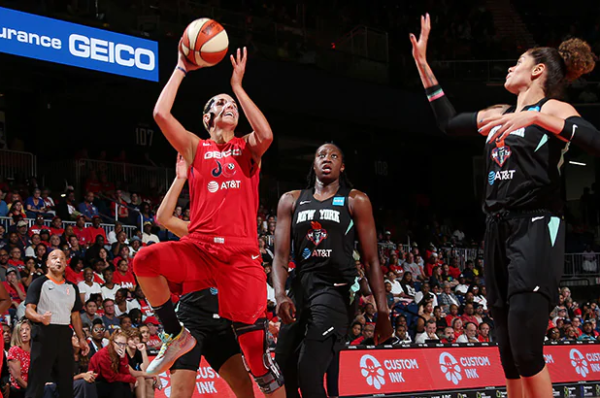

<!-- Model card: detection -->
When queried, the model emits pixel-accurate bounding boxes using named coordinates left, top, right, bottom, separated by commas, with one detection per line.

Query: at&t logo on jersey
left=207, top=180, right=241, bottom=193
left=488, top=170, right=516, bottom=186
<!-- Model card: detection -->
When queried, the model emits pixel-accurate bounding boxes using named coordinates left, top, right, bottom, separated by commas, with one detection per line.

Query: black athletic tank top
left=291, top=187, right=358, bottom=286
left=483, top=98, right=569, bottom=215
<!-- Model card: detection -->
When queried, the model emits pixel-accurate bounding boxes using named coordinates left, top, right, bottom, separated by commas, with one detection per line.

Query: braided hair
left=306, top=142, right=353, bottom=189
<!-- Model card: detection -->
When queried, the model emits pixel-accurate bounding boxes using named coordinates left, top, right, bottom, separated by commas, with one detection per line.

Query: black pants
left=26, top=324, right=74, bottom=398
left=275, top=287, right=352, bottom=398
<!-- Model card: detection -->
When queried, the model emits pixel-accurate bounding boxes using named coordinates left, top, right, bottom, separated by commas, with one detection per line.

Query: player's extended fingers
left=409, top=33, right=418, bottom=47
left=230, top=54, right=236, bottom=67
left=242, top=46, right=248, bottom=63
left=236, top=48, right=241, bottom=64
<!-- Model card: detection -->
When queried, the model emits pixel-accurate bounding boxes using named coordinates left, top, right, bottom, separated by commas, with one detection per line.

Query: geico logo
left=0, top=27, right=61, bottom=49
left=383, top=359, right=419, bottom=370
left=204, top=149, right=241, bottom=159
left=69, top=34, right=155, bottom=70
left=459, top=356, right=491, bottom=367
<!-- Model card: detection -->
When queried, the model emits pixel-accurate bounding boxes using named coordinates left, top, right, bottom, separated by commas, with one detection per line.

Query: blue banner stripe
left=0, top=7, right=159, bottom=81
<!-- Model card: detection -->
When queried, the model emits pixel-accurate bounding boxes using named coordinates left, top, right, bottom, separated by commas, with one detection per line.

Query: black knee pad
left=508, top=293, right=548, bottom=377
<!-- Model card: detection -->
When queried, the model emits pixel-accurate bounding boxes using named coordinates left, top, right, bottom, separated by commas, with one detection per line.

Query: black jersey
left=483, top=98, right=568, bottom=215
left=291, top=187, right=358, bottom=288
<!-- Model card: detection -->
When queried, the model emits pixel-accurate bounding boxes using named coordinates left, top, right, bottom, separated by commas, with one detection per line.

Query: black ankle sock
left=152, top=300, right=181, bottom=336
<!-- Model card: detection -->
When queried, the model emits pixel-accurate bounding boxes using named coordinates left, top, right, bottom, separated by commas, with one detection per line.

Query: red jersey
left=188, top=138, right=260, bottom=240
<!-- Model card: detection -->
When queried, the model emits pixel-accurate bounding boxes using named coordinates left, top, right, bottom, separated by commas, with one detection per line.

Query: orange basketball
left=180, top=18, right=229, bottom=67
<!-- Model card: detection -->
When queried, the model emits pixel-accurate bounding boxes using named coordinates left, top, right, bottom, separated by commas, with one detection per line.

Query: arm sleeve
left=24, top=277, right=45, bottom=306
left=561, top=117, right=600, bottom=156
left=425, top=86, right=479, bottom=136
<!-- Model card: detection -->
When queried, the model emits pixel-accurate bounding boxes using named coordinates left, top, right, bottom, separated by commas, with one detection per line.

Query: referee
left=25, top=249, right=90, bottom=398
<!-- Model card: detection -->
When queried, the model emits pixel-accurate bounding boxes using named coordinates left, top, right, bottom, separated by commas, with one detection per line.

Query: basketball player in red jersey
left=133, top=46, right=285, bottom=397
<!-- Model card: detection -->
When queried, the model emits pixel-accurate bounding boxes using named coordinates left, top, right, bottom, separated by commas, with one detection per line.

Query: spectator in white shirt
left=107, top=222, right=128, bottom=246
left=78, top=268, right=103, bottom=302
left=456, top=322, right=479, bottom=343
left=114, top=288, right=141, bottom=317
left=385, top=271, right=404, bottom=299
left=100, top=269, right=121, bottom=300
left=415, top=319, right=439, bottom=344
left=392, top=324, right=412, bottom=345
left=141, top=222, right=160, bottom=244
left=455, top=275, right=470, bottom=296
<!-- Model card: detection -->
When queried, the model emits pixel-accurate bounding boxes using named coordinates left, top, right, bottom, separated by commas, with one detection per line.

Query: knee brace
left=233, top=318, right=284, bottom=394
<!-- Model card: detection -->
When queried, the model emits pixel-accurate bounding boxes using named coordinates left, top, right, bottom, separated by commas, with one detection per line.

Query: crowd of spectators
left=0, top=157, right=598, bottom=397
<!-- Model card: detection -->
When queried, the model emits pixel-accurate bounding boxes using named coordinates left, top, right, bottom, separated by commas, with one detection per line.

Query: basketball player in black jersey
left=155, top=154, right=252, bottom=398
left=272, top=143, right=393, bottom=398
left=410, top=13, right=599, bottom=398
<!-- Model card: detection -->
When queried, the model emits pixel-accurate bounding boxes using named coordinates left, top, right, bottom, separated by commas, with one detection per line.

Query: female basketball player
left=133, top=46, right=285, bottom=396
left=155, top=154, right=252, bottom=398
left=273, top=143, right=393, bottom=398
left=410, top=13, right=598, bottom=397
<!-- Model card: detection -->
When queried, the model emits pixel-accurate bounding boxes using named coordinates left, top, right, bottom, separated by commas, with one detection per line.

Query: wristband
left=425, top=84, right=445, bottom=102
left=175, top=66, right=187, bottom=77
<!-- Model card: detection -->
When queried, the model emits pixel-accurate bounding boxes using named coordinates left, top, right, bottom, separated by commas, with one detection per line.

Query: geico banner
left=0, top=7, right=158, bottom=81
left=150, top=356, right=263, bottom=398
left=338, top=344, right=600, bottom=396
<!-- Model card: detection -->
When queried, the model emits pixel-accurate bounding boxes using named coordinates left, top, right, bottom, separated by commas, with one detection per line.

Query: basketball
left=180, top=18, right=229, bottom=67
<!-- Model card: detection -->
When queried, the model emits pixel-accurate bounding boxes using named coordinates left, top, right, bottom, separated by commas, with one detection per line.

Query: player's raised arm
left=409, top=13, right=508, bottom=136
left=153, top=45, right=203, bottom=164
left=231, top=47, right=274, bottom=162
left=155, top=154, right=191, bottom=238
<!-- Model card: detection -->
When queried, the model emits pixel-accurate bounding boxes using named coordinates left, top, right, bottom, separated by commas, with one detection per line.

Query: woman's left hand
left=230, top=47, right=247, bottom=90
left=478, top=111, right=540, bottom=142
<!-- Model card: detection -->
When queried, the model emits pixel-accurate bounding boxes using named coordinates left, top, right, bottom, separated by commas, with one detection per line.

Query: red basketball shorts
left=133, top=234, right=266, bottom=325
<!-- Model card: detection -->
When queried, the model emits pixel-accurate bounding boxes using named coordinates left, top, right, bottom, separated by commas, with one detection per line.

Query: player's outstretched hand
left=409, top=13, right=431, bottom=63
left=373, top=312, right=394, bottom=345
left=478, top=110, right=540, bottom=142
left=175, top=153, right=189, bottom=180
left=177, top=39, right=202, bottom=73
left=276, top=296, right=296, bottom=324
left=230, top=47, right=247, bottom=90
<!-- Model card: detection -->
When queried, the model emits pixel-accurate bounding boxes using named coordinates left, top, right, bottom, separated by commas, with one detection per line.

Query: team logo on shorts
left=491, top=145, right=512, bottom=167
left=307, top=221, right=328, bottom=246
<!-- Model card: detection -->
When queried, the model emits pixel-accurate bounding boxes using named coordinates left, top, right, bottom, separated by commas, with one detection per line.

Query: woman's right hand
left=177, top=39, right=203, bottom=73
left=409, top=13, right=431, bottom=63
